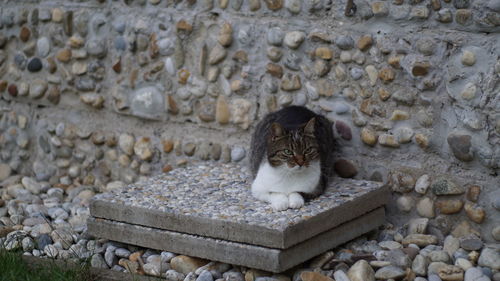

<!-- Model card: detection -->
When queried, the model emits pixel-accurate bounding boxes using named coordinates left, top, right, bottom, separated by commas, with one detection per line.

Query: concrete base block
left=88, top=207, right=385, bottom=273
left=90, top=164, right=388, bottom=249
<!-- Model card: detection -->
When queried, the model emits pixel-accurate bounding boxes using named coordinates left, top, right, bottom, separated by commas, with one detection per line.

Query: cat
left=250, top=106, right=334, bottom=211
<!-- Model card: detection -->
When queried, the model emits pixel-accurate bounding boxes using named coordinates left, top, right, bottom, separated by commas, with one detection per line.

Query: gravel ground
left=1, top=163, right=499, bottom=281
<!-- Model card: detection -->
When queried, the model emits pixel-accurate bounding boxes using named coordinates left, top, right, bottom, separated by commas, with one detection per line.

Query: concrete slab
left=88, top=208, right=385, bottom=273
left=90, top=163, right=388, bottom=249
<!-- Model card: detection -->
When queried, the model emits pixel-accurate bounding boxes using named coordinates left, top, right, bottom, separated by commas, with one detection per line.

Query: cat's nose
left=295, top=155, right=305, bottom=166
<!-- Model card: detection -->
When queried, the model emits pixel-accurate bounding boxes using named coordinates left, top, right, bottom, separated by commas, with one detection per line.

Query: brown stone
left=266, top=63, right=283, bottom=78
left=438, top=265, right=463, bottom=281
left=357, top=35, right=373, bottom=51
left=163, top=140, right=174, bottom=153
left=176, top=20, right=193, bottom=34
left=218, top=22, right=233, bottom=47
left=378, top=68, right=395, bottom=83
left=455, top=9, right=472, bottom=25
left=361, top=128, right=377, bottom=146
left=451, top=220, right=480, bottom=238
left=8, top=84, right=18, bottom=97
left=334, top=159, right=358, bottom=178
left=388, top=55, right=403, bottom=68
left=415, top=134, right=429, bottom=148
left=215, top=95, right=230, bottom=124
left=378, top=88, right=391, bottom=101
left=314, top=47, right=333, bottom=60
left=128, top=251, right=144, bottom=262
left=464, top=202, right=486, bottom=224
left=56, top=49, right=72, bottom=63
left=233, top=50, right=248, bottom=63
left=379, top=134, right=400, bottom=148
left=431, top=0, right=442, bottom=10
left=178, top=69, right=190, bottom=84
left=280, top=74, right=301, bottom=91
left=466, top=185, right=481, bottom=202
left=112, top=58, right=121, bottom=73
left=167, top=95, right=179, bottom=115
left=47, top=86, right=60, bottom=105
left=170, top=255, right=209, bottom=275
left=300, top=272, right=334, bottom=281
left=0, top=81, right=7, bottom=92
left=20, top=26, right=31, bottom=42
left=412, top=62, right=431, bottom=76
left=47, top=57, right=57, bottom=73
left=436, top=200, right=464, bottom=214
left=249, top=0, right=261, bottom=10
left=360, top=99, right=374, bottom=116
left=245, top=269, right=270, bottom=281
left=162, top=164, right=173, bottom=173
left=264, top=0, right=283, bottom=10
left=119, top=259, right=140, bottom=274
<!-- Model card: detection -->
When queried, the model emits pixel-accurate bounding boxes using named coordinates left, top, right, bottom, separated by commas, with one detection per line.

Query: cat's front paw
left=288, top=193, right=304, bottom=209
left=270, top=194, right=289, bottom=211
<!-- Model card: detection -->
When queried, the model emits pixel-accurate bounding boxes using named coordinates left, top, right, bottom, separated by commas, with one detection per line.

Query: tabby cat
left=250, top=106, right=334, bottom=211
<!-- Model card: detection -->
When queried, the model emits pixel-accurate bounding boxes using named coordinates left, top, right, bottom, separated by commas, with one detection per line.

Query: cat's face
left=266, top=118, right=319, bottom=170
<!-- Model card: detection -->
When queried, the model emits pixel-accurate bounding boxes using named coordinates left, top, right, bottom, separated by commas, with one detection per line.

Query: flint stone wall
left=0, top=0, right=499, bottom=242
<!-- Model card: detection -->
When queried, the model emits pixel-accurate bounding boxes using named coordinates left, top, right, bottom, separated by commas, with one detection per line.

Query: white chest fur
left=251, top=160, right=321, bottom=195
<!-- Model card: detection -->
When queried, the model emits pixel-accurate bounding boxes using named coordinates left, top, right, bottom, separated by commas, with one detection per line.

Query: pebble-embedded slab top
left=90, top=163, right=388, bottom=249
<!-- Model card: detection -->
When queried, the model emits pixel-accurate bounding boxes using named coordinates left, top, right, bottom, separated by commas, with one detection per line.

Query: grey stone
left=333, top=270, right=350, bottom=281
left=392, top=90, right=416, bottom=106
left=374, top=266, right=406, bottom=280
left=197, top=270, right=214, bottom=281
left=478, top=247, right=500, bottom=270
left=285, top=0, right=301, bottom=13
left=350, top=67, right=364, bottom=80
left=166, top=270, right=186, bottom=281
left=460, top=235, right=483, bottom=251
left=453, top=0, right=469, bottom=8
left=114, top=36, right=127, bottom=51
left=44, top=244, right=59, bottom=258
left=35, top=234, right=53, bottom=250
left=447, top=133, right=473, bottom=162
left=428, top=274, right=442, bottom=281
left=86, top=39, right=107, bottom=58
left=105, top=247, right=118, bottom=267
left=230, top=147, right=246, bottom=162
left=465, top=267, right=484, bottom=281
left=75, top=77, right=96, bottom=92
left=488, top=0, right=500, bottom=12
left=336, top=35, right=354, bottom=50
left=413, top=254, right=428, bottom=276
left=37, top=37, right=50, bottom=57
left=88, top=208, right=385, bottom=273
left=431, top=177, right=464, bottom=195
left=130, top=86, right=165, bottom=120
left=91, top=253, right=108, bottom=268
left=267, top=27, right=284, bottom=46
left=115, top=247, right=131, bottom=258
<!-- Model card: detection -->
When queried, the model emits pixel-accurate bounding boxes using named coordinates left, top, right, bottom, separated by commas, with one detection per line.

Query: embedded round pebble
left=27, top=58, right=43, bottom=72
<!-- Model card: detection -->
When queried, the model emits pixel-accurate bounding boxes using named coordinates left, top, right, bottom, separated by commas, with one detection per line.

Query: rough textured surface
left=0, top=0, right=499, bottom=247
left=91, top=163, right=388, bottom=248
left=88, top=208, right=386, bottom=273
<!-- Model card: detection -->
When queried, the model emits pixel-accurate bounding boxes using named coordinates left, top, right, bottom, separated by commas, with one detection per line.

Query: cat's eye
left=283, top=149, right=293, bottom=155
left=305, top=147, right=314, bottom=153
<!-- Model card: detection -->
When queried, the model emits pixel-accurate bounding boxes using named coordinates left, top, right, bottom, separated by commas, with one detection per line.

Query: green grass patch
left=0, top=249, right=95, bottom=281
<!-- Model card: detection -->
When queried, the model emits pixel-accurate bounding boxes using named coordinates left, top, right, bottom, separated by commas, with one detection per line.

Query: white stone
left=284, top=31, right=306, bottom=49
left=415, top=174, right=431, bottom=194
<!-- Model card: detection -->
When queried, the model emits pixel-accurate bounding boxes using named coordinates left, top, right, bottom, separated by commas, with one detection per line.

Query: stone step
left=90, top=163, right=388, bottom=249
left=88, top=208, right=386, bottom=273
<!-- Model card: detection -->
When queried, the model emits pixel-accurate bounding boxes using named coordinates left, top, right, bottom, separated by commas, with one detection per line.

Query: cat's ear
left=304, top=117, right=316, bottom=135
left=270, top=122, right=284, bottom=139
